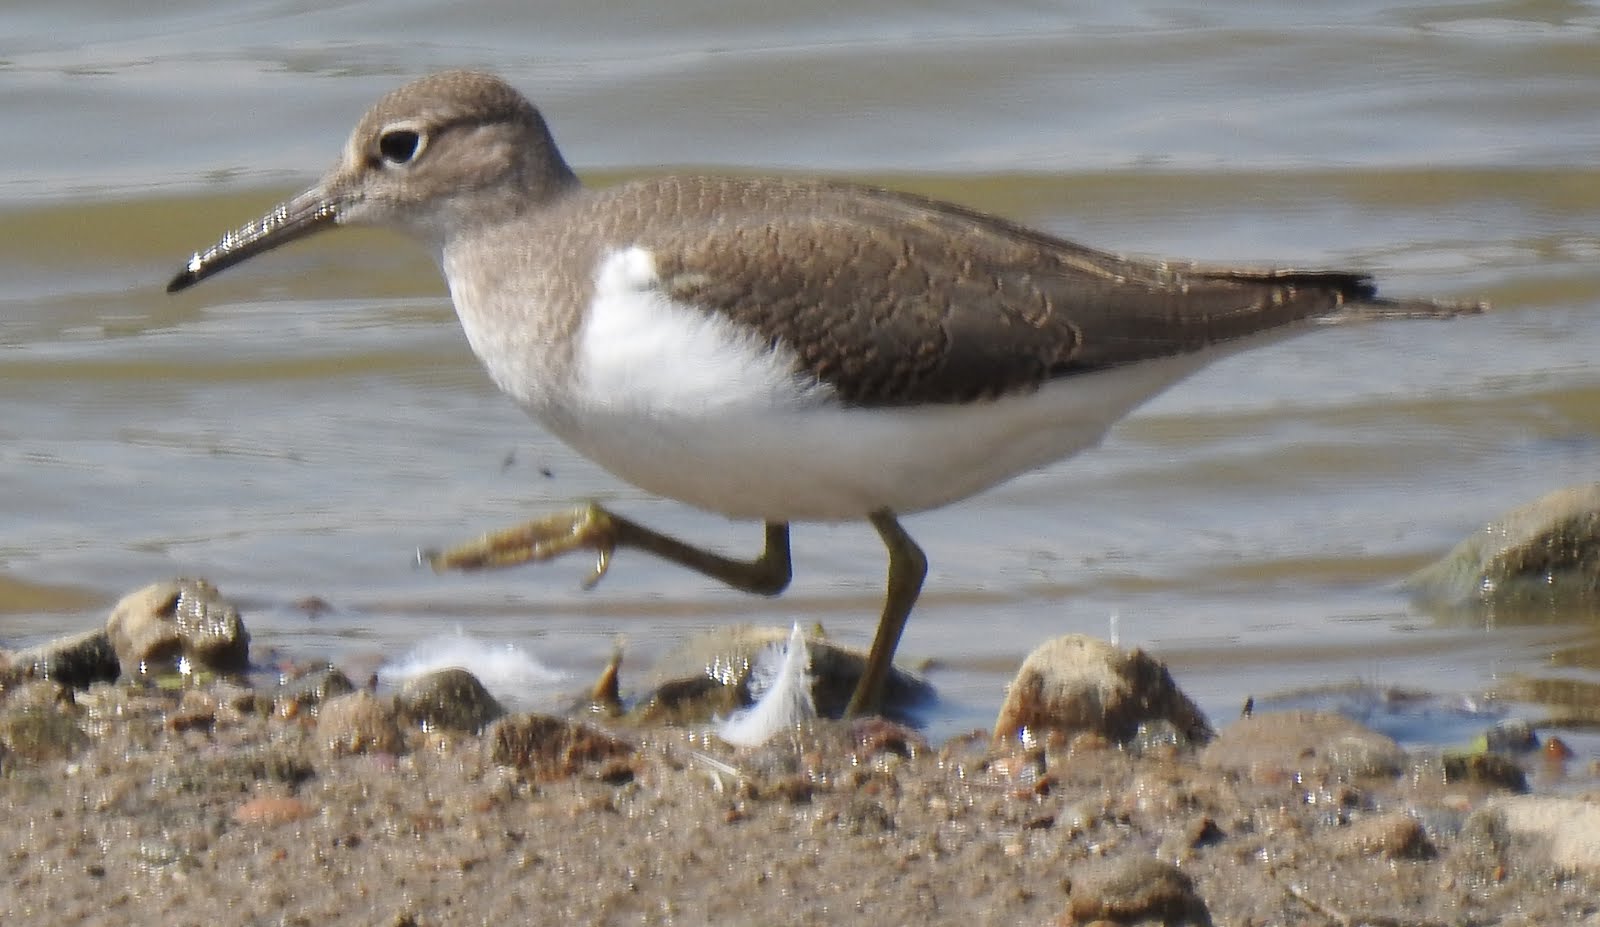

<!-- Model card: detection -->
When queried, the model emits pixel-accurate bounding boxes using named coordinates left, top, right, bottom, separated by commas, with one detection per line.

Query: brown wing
left=638, top=180, right=1375, bottom=407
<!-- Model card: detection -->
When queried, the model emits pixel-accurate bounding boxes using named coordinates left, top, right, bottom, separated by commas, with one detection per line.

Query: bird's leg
left=844, top=510, right=928, bottom=718
left=422, top=502, right=792, bottom=595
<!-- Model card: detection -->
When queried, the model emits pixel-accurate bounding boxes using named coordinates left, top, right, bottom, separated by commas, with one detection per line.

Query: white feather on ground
left=715, top=624, right=817, bottom=747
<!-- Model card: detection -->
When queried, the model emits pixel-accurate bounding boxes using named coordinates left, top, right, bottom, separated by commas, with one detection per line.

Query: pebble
left=1061, top=856, right=1211, bottom=926
left=397, top=667, right=504, bottom=733
left=485, top=713, right=634, bottom=782
left=0, top=681, right=90, bottom=763
left=1443, top=751, right=1528, bottom=792
left=5, top=629, right=120, bottom=688
left=993, top=634, right=1213, bottom=747
left=1199, top=710, right=1405, bottom=781
left=104, top=579, right=249, bottom=678
left=317, top=691, right=405, bottom=755
left=232, top=795, right=315, bottom=826
left=1331, top=811, right=1434, bottom=859
left=273, top=665, right=358, bottom=719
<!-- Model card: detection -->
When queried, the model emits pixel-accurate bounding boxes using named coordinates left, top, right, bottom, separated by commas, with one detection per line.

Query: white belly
left=542, top=352, right=1220, bottom=521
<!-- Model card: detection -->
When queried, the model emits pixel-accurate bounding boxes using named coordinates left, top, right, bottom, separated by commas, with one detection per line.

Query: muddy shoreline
left=1, top=588, right=1596, bottom=926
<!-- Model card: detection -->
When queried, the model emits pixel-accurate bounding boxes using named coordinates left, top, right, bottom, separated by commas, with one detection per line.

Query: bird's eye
left=377, top=128, right=424, bottom=166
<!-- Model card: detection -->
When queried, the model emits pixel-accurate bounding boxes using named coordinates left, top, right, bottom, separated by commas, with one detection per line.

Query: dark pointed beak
left=166, top=186, right=342, bottom=293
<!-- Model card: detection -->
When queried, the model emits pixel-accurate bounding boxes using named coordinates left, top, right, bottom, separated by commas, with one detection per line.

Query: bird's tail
left=1185, top=265, right=1488, bottom=321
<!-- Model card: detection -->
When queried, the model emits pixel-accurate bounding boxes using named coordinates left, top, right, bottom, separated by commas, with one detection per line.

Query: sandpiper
left=168, top=70, right=1474, bottom=717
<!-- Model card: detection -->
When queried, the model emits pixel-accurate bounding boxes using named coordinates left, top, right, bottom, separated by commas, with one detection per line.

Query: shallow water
left=3, top=0, right=1600, bottom=746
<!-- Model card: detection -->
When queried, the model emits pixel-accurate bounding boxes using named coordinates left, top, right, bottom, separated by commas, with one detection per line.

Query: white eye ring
left=376, top=121, right=427, bottom=167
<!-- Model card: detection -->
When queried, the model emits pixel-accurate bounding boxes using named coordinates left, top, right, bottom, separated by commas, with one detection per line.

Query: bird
left=167, top=70, right=1475, bottom=718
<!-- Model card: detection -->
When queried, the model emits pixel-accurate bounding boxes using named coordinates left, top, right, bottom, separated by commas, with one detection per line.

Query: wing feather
left=609, top=179, right=1379, bottom=406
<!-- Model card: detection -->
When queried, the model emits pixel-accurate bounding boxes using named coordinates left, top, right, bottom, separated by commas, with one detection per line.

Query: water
left=3, top=0, right=1600, bottom=746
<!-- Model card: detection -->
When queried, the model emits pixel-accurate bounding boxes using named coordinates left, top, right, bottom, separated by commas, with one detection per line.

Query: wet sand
left=1, top=664, right=1595, bottom=926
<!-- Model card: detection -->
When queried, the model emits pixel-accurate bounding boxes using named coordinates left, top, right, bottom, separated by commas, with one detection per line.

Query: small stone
left=1480, top=719, right=1538, bottom=754
left=840, top=797, right=895, bottom=835
left=0, top=698, right=89, bottom=763
left=852, top=717, right=927, bottom=760
left=1407, top=751, right=1530, bottom=801
left=1064, top=856, right=1212, bottom=925
left=166, top=709, right=216, bottom=734
left=1199, top=711, right=1405, bottom=782
left=754, top=775, right=814, bottom=804
left=1333, top=811, right=1433, bottom=859
left=993, top=635, right=1212, bottom=747
left=6, top=630, right=120, bottom=688
left=292, top=596, right=333, bottom=618
left=485, top=713, right=633, bottom=782
left=318, top=691, right=405, bottom=755
left=1453, top=806, right=1512, bottom=880
left=208, top=681, right=259, bottom=715
left=1185, top=816, right=1225, bottom=849
left=1443, top=752, right=1528, bottom=793
left=630, top=675, right=744, bottom=726
left=105, top=579, right=249, bottom=678
left=397, top=667, right=504, bottom=733
left=5, top=678, right=74, bottom=711
left=274, top=665, right=358, bottom=717
left=232, top=795, right=315, bottom=826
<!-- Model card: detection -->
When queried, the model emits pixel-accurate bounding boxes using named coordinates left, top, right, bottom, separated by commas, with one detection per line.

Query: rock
left=1489, top=795, right=1600, bottom=873
left=6, top=629, right=120, bottom=688
left=639, top=625, right=933, bottom=723
left=485, top=713, right=634, bottom=782
left=1331, top=811, right=1433, bottom=859
left=0, top=682, right=90, bottom=764
left=1443, top=751, right=1528, bottom=792
left=232, top=795, right=315, bottom=826
left=1479, top=718, right=1538, bottom=754
left=630, top=675, right=746, bottom=726
left=1155, top=815, right=1227, bottom=862
left=1199, top=711, right=1405, bottom=781
left=1452, top=804, right=1513, bottom=880
left=317, top=691, right=405, bottom=755
left=1062, top=856, right=1212, bottom=926
left=1408, top=482, right=1600, bottom=612
left=993, top=635, right=1212, bottom=747
left=397, top=667, right=504, bottom=733
left=190, top=747, right=315, bottom=792
left=105, top=579, right=249, bottom=678
left=273, top=665, right=358, bottom=719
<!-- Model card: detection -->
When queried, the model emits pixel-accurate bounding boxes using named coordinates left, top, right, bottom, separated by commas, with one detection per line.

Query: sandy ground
left=0, top=666, right=1597, bottom=927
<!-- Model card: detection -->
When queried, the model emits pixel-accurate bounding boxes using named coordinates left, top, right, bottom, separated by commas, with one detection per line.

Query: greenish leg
left=422, top=502, right=792, bottom=596
left=844, top=509, right=927, bottom=719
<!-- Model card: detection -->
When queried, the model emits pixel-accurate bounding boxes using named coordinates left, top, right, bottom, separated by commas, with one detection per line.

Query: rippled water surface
left=4, top=0, right=1600, bottom=744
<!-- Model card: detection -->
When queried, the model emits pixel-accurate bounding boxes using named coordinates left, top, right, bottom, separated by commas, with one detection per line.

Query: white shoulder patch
left=576, top=246, right=830, bottom=414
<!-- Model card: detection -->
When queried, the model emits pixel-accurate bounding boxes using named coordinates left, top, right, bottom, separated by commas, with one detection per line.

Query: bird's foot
left=420, top=502, right=618, bottom=589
